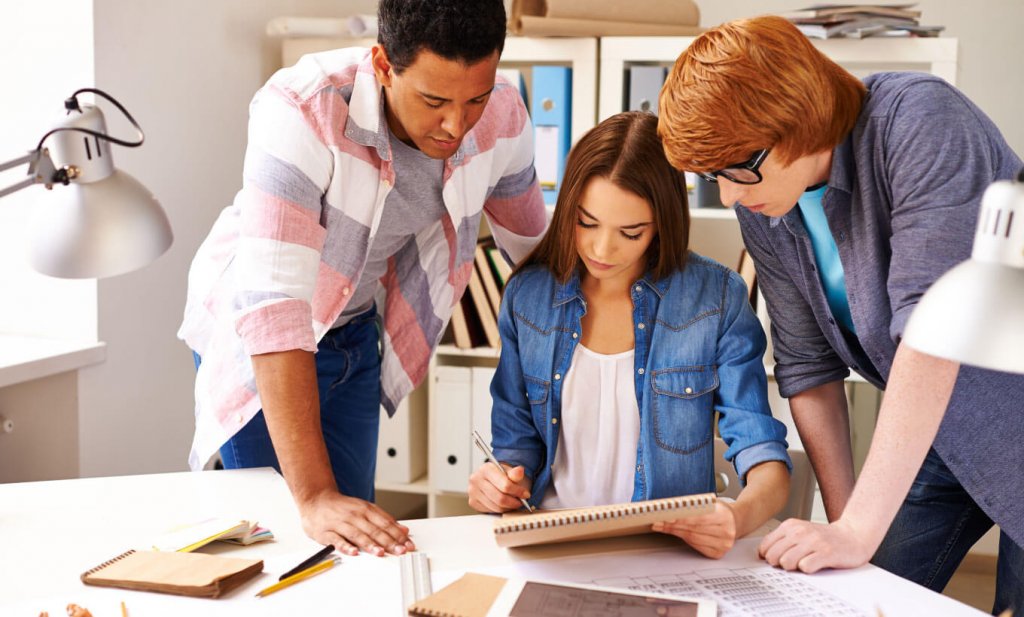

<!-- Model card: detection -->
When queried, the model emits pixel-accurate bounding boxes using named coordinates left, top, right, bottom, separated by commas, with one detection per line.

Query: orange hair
left=518, top=112, right=690, bottom=283
left=658, top=15, right=866, bottom=172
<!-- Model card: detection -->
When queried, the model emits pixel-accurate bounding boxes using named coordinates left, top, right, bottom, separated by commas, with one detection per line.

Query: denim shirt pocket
left=523, top=375, right=550, bottom=405
left=651, top=365, right=719, bottom=454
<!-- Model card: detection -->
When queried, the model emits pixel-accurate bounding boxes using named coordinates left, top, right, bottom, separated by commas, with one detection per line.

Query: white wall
left=695, top=0, right=1024, bottom=155
left=78, top=0, right=376, bottom=476
left=0, top=1, right=97, bottom=341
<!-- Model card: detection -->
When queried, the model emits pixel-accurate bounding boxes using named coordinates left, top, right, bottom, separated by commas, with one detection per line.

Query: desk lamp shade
left=28, top=102, right=172, bottom=278
left=903, top=175, right=1024, bottom=374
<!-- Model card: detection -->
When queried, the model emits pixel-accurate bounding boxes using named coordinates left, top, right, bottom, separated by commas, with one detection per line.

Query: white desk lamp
left=0, top=88, right=172, bottom=279
left=903, top=170, right=1024, bottom=374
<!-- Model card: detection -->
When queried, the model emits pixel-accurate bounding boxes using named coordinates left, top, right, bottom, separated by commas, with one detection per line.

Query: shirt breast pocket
left=523, top=374, right=550, bottom=405
left=651, top=365, right=718, bottom=454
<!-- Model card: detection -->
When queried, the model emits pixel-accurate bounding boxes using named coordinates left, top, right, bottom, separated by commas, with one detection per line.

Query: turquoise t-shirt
left=796, top=186, right=856, bottom=333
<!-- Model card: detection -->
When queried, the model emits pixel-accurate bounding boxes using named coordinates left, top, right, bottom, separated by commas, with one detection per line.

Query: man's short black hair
left=377, top=0, right=506, bottom=73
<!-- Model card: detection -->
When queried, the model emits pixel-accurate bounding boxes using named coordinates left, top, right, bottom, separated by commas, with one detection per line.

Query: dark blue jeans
left=872, top=447, right=1023, bottom=615
left=198, top=308, right=382, bottom=502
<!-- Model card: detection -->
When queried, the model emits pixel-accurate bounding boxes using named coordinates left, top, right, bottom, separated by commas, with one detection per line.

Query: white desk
left=1, top=469, right=984, bottom=616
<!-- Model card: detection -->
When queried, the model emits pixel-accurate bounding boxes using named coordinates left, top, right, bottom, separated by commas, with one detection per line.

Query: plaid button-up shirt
left=179, top=48, right=547, bottom=470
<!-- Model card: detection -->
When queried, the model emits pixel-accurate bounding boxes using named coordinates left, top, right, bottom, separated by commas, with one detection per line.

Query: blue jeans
left=198, top=308, right=382, bottom=502
left=872, top=447, right=1023, bottom=615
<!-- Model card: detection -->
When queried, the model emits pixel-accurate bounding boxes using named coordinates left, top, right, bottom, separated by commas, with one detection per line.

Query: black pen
left=279, top=545, right=336, bottom=581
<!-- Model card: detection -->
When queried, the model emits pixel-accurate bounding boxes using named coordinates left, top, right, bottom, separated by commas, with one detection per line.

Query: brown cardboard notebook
left=408, top=573, right=507, bottom=617
left=493, top=493, right=716, bottom=548
left=81, top=549, right=263, bottom=598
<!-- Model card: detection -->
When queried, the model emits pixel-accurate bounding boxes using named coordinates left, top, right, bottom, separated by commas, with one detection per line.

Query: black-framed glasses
left=697, top=149, right=770, bottom=185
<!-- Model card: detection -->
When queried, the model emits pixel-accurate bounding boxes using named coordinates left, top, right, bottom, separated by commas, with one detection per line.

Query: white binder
left=431, top=366, right=473, bottom=493
left=376, top=392, right=428, bottom=484
left=470, top=366, right=497, bottom=471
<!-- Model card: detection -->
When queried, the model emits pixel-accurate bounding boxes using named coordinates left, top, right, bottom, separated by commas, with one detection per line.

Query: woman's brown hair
left=658, top=15, right=867, bottom=172
left=518, top=111, right=690, bottom=283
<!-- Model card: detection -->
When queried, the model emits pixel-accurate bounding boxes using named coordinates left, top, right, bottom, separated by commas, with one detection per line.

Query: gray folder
left=627, top=65, right=668, bottom=114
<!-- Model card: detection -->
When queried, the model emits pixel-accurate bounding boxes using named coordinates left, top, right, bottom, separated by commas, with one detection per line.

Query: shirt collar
left=552, top=268, right=669, bottom=307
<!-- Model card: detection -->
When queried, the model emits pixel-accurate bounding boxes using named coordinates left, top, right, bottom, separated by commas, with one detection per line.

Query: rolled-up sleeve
left=231, top=84, right=332, bottom=355
left=737, top=210, right=850, bottom=398
left=714, top=270, right=792, bottom=484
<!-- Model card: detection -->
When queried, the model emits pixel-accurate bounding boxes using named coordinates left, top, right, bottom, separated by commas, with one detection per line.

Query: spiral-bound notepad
left=80, top=549, right=263, bottom=598
left=493, top=493, right=716, bottom=548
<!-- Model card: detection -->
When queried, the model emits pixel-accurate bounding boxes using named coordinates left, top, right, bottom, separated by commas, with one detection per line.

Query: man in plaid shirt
left=179, top=0, right=546, bottom=556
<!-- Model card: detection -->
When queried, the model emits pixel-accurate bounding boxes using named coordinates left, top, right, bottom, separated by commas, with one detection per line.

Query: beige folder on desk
left=80, top=549, right=263, bottom=598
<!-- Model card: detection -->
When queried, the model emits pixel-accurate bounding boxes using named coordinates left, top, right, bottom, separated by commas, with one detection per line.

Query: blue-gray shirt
left=735, top=72, right=1024, bottom=545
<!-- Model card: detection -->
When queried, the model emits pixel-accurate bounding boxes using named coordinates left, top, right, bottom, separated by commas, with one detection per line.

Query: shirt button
left=684, top=387, right=693, bottom=394
left=828, top=317, right=836, bottom=325
left=554, top=373, right=561, bottom=380
left=638, top=368, right=645, bottom=375
left=635, top=285, right=642, bottom=293
left=342, top=287, right=350, bottom=296
left=552, top=418, right=558, bottom=425
left=572, top=332, right=578, bottom=339
left=636, top=464, right=642, bottom=472
left=236, top=413, right=245, bottom=424
left=637, top=323, right=645, bottom=330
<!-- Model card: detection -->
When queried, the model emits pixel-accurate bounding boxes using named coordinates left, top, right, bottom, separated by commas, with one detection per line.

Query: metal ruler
left=399, top=552, right=432, bottom=612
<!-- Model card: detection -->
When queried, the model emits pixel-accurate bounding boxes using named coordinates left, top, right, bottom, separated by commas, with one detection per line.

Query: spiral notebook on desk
left=80, top=549, right=263, bottom=598
left=493, top=493, right=716, bottom=548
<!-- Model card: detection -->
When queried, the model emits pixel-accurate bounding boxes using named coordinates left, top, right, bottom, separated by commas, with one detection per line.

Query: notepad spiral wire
left=82, top=549, right=137, bottom=576
left=494, top=493, right=715, bottom=535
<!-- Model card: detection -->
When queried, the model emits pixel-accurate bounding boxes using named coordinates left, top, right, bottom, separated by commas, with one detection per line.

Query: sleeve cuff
left=734, top=441, right=793, bottom=487
left=889, top=304, right=915, bottom=343
left=491, top=447, right=542, bottom=480
left=234, top=299, right=317, bottom=355
left=775, top=366, right=850, bottom=399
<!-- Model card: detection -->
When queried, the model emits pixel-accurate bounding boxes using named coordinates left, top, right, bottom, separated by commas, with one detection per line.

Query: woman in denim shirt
left=467, top=112, right=791, bottom=559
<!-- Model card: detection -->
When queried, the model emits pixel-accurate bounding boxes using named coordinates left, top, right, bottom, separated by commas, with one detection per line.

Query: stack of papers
left=779, top=4, right=945, bottom=39
left=152, top=518, right=274, bottom=552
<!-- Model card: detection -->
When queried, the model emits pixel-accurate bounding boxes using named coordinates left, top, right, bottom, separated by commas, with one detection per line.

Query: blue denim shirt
left=490, top=254, right=791, bottom=508
left=735, top=72, right=1024, bottom=546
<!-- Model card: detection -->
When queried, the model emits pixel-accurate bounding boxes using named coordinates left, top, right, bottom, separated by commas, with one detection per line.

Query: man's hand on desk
left=758, top=518, right=874, bottom=573
left=298, top=489, right=416, bottom=557
left=651, top=500, right=739, bottom=559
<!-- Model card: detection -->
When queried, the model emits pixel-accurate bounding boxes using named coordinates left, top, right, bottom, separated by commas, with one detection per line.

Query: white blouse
left=541, top=343, right=641, bottom=509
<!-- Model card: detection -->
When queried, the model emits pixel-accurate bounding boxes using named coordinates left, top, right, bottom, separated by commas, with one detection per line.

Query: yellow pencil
left=255, top=557, right=340, bottom=598
left=121, top=601, right=128, bottom=617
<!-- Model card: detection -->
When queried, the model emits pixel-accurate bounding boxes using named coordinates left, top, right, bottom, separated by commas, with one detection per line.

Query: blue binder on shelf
left=626, top=65, right=668, bottom=115
left=530, top=66, right=572, bottom=206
